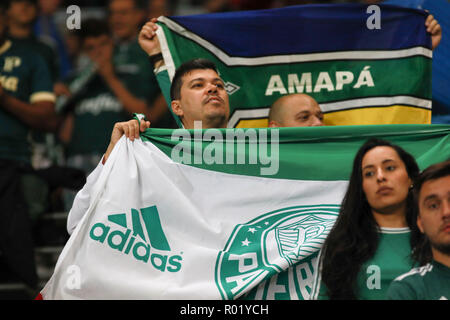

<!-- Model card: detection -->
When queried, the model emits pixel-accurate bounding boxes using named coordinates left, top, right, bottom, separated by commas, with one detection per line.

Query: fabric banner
left=41, top=125, right=449, bottom=299
left=157, top=4, right=433, bottom=128
left=384, top=0, right=450, bottom=124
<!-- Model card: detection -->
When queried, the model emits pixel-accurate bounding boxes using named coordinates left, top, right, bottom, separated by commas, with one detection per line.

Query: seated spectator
left=58, top=13, right=171, bottom=211
left=311, top=138, right=421, bottom=299
left=268, top=93, right=323, bottom=127
left=387, top=160, right=450, bottom=300
left=6, top=0, right=59, bottom=83
left=108, top=0, right=172, bottom=127
left=34, top=0, right=73, bottom=79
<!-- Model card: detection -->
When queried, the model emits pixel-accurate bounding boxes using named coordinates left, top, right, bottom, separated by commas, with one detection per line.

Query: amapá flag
left=156, top=4, right=433, bottom=128
left=40, top=124, right=449, bottom=299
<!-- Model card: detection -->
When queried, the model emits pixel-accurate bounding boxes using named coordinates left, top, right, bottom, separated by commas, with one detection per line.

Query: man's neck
left=8, top=24, right=32, bottom=39
left=184, top=118, right=227, bottom=130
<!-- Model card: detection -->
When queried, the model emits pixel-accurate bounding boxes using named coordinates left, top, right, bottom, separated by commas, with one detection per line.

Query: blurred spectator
left=108, top=0, right=172, bottom=126
left=146, top=0, right=173, bottom=18
left=6, top=0, right=59, bottom=83
left=0, top=2, right=58, bottom=289
left=5, top=0, right=68, bottom=202
left=58, top=6, right=175, bottom=211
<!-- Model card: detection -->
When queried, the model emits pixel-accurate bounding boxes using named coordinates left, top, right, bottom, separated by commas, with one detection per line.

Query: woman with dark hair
left=310, top=138, right=421, bottom=299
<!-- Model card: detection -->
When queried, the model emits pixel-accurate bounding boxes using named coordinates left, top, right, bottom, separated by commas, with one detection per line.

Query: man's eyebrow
left=188, top=77, right=224, bottom=84
left=423, top=194, right=438, bottom=203
left=188, top=77, right=205, bottom=84
left=295, top=110, right=310, bottom=116
left=212, top=77, right=225, bottom=84
left=423, top=191, right=450, bottom=203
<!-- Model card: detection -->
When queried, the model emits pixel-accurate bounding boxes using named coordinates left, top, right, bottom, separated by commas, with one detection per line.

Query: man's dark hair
left=411, top=159, right=450, bottom=265
left=4, top=0, right=38, bottom=9
left=170, top=59, right=219, bottom=101
left=416, top=160, right=450, bottom=192
left=77, top=18, right=110, bottom=42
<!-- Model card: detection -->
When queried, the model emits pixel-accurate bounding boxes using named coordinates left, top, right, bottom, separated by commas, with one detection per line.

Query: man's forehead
left=182, top=69, right=221, bottom=82
left=420, top=176, right=450, bottom=200
left=291, top=101, right=321, bottom=114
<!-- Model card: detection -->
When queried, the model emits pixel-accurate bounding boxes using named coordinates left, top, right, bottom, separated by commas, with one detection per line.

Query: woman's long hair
left=319, top=138, right=420, bottom=299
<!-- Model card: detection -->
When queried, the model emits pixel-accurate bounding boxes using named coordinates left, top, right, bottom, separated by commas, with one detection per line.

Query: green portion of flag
left=140, top=124, right=450, bottom=181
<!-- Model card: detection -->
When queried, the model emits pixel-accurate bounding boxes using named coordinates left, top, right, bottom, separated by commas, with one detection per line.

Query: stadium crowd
left=0, top=0, right=447, bottom=300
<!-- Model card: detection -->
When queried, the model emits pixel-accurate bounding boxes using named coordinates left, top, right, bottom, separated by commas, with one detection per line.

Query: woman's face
left=361, top=146, right=412, bottom=214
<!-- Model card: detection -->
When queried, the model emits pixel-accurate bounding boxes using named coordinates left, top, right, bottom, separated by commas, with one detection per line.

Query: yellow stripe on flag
left=323, top=105, right=431, bottom=126
left=235, top=118, right=269, bottom=128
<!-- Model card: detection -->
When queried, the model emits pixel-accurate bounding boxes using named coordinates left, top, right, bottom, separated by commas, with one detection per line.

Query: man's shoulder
left=393, top=263, right=433, bottom=283
left=388, top=263, right=432, bottom=297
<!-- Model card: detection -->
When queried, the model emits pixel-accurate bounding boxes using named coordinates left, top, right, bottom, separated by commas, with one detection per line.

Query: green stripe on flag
left=140, top=124, right=450, bottom=181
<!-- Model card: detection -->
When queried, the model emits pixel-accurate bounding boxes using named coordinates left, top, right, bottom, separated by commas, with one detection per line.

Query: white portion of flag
left=41, top=137, right=347, bottom=299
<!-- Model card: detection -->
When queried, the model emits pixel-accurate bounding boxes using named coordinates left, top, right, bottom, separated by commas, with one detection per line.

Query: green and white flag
left=40, top=125, right=449, bottom=299
left=157, top=4, right=433, bottom=128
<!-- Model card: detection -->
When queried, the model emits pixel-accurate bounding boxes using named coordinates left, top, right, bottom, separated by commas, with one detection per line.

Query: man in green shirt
left=0, top=2, right=57, bottom=289
left=387, top=160, right=450, bottom=300
left=60, top=1, right=173, bottom=210
left=0, top=2, right=57, bottom=163
left=107, top=0, right=172, bottom=127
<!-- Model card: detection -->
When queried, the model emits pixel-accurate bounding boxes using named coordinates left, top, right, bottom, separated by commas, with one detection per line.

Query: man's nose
left=207, top=83, right=218, bottom=93
left=311, top=116, right=323, bottom=127
left=442, top=199, right=450, bottom=218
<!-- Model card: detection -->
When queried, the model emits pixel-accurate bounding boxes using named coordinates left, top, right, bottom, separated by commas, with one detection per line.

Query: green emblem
left=215, top=205, right=339, bottom=300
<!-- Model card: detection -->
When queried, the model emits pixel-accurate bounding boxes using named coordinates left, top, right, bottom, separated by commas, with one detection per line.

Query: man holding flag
left=38, top=5, right=448, bottom=301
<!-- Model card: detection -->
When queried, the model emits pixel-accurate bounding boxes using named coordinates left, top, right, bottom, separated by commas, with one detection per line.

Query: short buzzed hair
left=268, top=96, right=285, bottom=123
left=170, top=59, right=219, bottom=101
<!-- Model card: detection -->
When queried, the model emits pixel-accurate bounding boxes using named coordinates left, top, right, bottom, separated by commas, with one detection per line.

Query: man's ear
left=417, top=215, right=425, bottom=234
left=171, top=100, right=183, bottom=117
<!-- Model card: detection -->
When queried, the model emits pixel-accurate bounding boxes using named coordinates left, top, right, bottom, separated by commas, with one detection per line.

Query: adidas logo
left=89, top=205, right=182, bottom=272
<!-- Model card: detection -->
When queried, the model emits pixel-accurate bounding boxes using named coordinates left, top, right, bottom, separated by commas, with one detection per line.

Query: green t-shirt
left=386, top=261, right=450, bottom=300
left=0, top=40, right=55, bottom=163
left=65, top=38, right=162, bottom=156
left=311, top=227, right=414, bottom=300
left=8, top=35, right=60, bottom=83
